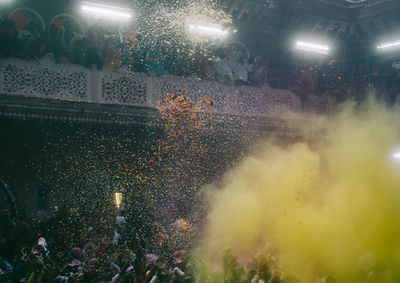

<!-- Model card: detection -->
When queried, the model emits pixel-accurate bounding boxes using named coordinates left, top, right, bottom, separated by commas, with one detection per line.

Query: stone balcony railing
left=0, top=58, right=331, bottom=119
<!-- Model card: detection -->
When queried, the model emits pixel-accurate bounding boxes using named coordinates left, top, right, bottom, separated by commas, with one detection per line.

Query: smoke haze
left=200, top=98, right=400, bottom=282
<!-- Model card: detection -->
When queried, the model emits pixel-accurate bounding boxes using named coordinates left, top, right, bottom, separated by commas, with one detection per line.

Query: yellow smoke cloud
left=201, top=99, right=400, bottom=282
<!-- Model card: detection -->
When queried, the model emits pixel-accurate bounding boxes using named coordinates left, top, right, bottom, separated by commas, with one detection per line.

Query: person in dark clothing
left=0, top=18, right=20, bottom=58
left=70, top=36, right=103, bottom=69
left=46, top=24, right=69, bottom=63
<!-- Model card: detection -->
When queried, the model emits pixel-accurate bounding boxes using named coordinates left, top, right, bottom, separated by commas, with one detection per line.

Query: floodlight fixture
left=377, top=40, right=400, bottom=51
left=188, top=23, right=229, bottom=39
left=80, top=1, right=133, bottom=21
left=295, top=40, right=330, bottom=55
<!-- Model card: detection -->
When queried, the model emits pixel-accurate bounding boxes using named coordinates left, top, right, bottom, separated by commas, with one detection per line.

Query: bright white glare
left=188, top=24, right=229, bottom=39
left=377, top=40, right=400, bottom=51
left=113, top=192, right=123, bottom=209
left=81, top=2, right=132, bottom=21
left=390, top=147, right=400, bottom=163
left=0, top=0, right=13, bottom=4
left=295, top=40, right=330, bottom=55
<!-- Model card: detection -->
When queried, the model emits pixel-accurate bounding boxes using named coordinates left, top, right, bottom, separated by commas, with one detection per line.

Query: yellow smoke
left=201, top=99, right=400, bottom=282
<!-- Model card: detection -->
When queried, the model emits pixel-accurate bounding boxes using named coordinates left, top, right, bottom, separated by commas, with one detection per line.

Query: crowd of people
left=0, top=206, right=193, bottom=283
left=0, top=16, right=267, bottom=86
left=268, top=57, right=400, bottom=103
left=1, top=15, right=400, bottom=103
left=0, top=208, right=287, bottom=283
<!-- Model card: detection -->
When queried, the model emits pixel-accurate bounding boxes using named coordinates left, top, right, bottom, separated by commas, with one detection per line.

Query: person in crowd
left=122, top=32, right=146, bottom=73
left=0, top=18, right=20, bottom=58
left=249, top=56, right=269, bottom=87
left=46, top=24, right=69, bottom=63
left=212, top=46, right=234, bottom=84
left=191, top=50, right=214, bottom=80
left=103, top=35, right=123, bottom=70
left=18, top=21, right=45, bottom=60
left=63, top=20, right=74, bottom=49
left=227, top=47, right=253, bottom=85
left=69, top=35, right=104, bottom=70
left=144, top=45, right=166, bottom=77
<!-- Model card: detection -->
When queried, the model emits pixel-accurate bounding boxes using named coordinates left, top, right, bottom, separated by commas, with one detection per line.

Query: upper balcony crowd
left=1, top=12, right=400, bottom=105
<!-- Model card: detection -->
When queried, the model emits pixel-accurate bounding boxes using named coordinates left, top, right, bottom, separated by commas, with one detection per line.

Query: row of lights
left=80, top=2, right=400, bottom=53
left=80, top=1, right=230, bottom=39
left=294, top=37, right=400, bottom=56
left=5, top=0, right=400, bottom=53
left=81, top=1, right=133, bottom=21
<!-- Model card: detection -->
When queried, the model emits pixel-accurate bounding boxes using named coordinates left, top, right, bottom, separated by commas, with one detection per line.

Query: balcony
left=0, top=58, right=331, bottom=127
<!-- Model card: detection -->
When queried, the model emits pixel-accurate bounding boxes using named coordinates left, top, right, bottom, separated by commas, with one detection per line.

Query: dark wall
left=0, top=116, right=251, bottom=220
left=0, top=117, right=155, bottom=218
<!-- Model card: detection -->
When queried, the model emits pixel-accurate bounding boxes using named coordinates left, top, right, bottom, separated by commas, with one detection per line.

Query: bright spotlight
left=188, top=24, right=229, bottom=39
left=390, top=146, right=400, bottom=163
left=392, top=148, right=400, bottom=160
left=0, top=0, right=14, bottom=4
left=377, top=40, right=400, bottom=51
left=113, top=192, right=123, bottom=209
left=80, top=1, right=133, bottom=21
left=295, top=40, right=330, bottom=55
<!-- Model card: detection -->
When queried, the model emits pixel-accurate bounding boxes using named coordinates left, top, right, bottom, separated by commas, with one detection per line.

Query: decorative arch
left=49, top=13, right=86, bottom=35
left=8, top=7, right=46, bottom=31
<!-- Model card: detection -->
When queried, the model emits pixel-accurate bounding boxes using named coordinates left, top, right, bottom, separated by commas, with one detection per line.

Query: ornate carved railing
left=0, top=58, right=331, bottom=117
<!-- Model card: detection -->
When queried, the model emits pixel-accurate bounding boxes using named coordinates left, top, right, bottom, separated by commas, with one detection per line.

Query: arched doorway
left=49, top=13, right=85, bottom=35
left=8, top=7, right=46, bottom=32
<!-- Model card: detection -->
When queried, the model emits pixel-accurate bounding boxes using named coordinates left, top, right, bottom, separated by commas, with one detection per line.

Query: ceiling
left=310, top=0, right=390, bottom=8
left=223, top=0, right=400, bottom=41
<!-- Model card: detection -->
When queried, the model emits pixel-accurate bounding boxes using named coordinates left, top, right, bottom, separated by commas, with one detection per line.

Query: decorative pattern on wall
left=0, top=59, right=311, bottom=118
left=158, top=78, right=186, bottom=98
left=100, top=72, right=147, bottom=105
left=1, top=61, right=89, bottom=99
left=234, top=87, right=295, bottom=117
left=156, top=77, right=226, bottom=111
left=303, top=95, right=332, bottom=114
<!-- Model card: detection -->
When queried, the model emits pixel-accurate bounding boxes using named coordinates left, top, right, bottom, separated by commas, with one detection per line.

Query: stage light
left=377, top=40, right=400, bottom=51
left=80, top=1, right=133, bottom=21
left=392, top=150, right=400, bottom=160
left=390, top=146, right=400, bottom=164
left=113, top=192, right=123, bottom=208
left=295, top=40, right=330, bottom=55
left=188, top=23, right=229, bottom=39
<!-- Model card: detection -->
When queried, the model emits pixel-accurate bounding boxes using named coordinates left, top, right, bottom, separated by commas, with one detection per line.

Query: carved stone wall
left=99, top=71, right=148, bottom=106
left=0, top=59, right=331, bottom=118
left=0, top=59, right=91, bottom=100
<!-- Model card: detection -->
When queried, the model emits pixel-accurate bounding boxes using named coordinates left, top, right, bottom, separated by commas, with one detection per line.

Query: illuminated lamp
left=295, top=40, right=330, bottom=55
left=188, top=23, right=229, bottom=39
left=377, top=40, right=400, bottom=51
left=80, top=1, right=133, bottom=21
left=113, top=192, right=123, bottom=209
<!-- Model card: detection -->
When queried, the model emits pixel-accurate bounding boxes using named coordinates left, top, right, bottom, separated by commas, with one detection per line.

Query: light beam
left=377, top=40, right=400, bottom=51
left=295, top=40, right=330, bottom=55
left=188, top=24, right=229, bottom=39
left=80, top=1, right=133, bottom=21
